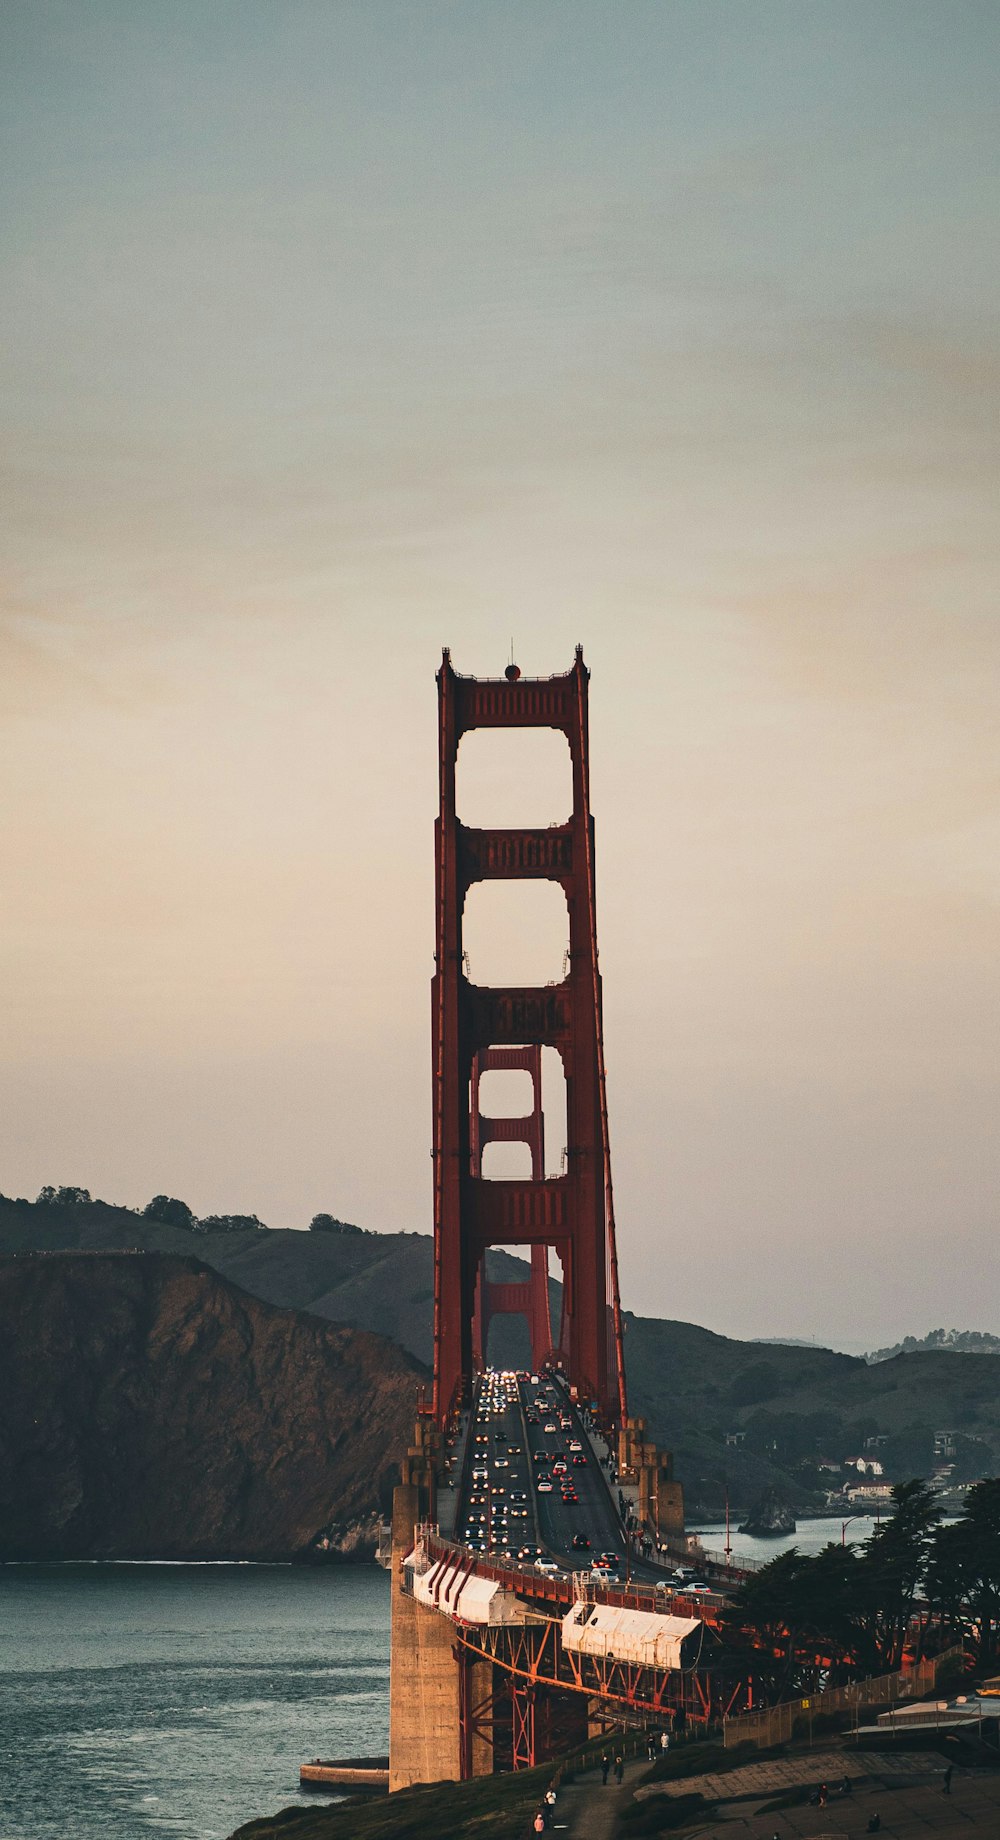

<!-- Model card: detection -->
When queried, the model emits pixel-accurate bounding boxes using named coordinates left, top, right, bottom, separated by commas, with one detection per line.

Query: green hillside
left=3, top=1192, right=999, bottom=1517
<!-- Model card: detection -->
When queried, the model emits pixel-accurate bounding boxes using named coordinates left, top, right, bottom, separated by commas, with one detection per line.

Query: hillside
left=0, top=1251, right=424, bottom=1560
left=3, top=1196, right=999, bottom=1519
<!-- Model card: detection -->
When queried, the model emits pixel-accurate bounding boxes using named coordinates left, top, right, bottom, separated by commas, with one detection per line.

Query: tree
left=309, top=1213, right=363, bottom=1235
left=36, top=1185, right=91, bottom=1207
left=855, top=1479, right=941, bottom=1671
left=955, top=1479, right=1000, bottom=1668
left=142, top=1196, right=195, bottom=1229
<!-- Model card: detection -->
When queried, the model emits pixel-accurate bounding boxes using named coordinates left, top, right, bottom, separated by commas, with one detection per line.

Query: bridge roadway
left=456, top=1368, right=664, bottom=1582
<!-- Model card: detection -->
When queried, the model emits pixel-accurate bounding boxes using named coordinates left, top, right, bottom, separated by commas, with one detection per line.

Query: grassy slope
left=230, top=1765, right=553, bottom=1840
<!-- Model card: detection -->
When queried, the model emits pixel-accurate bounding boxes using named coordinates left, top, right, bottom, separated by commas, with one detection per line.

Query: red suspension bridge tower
left=431, top=648, right=628, bottom=1425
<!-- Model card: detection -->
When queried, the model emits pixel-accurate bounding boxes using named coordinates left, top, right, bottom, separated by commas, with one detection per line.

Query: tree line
left=726, top=1478, right=1000, bottom=1700
left=29, top=1187, right=365, bottom=1236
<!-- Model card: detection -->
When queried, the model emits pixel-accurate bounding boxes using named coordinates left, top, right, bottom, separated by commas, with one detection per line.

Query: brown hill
left=0, top=1251, right=424, bottom=1561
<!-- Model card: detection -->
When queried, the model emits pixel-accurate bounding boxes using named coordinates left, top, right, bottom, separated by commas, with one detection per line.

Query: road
left=455, top=1368, right=663, bottom=1579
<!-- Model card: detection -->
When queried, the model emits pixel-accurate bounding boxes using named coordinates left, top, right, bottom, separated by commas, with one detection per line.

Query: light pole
left=841, top=1515, right=861, bottom=1547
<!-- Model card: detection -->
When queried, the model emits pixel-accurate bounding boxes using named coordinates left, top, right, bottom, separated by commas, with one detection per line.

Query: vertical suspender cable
left=576, top=661, right=629, bottom=1423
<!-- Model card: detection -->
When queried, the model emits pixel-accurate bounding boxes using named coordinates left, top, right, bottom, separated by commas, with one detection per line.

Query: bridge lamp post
left=841, top=1515, right=862, bottom=1547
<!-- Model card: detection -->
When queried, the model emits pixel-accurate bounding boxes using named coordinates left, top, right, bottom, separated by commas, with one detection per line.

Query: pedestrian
left=533, top=1813, right=545, bottom=1834
left=818, top=1783, right=828, bottom=1808
left=943, top=1763, right=953, bottom=1794
left=646, top=1736, right=656, bottom=1762
left=866, top=1816, right=881, bottom=1834
left=614, top=1753, right=625, bottom=1785
left=660, top=1729, right=670, bottom=1753
left=840, top=1775, right=852, bottom=1796
left=600, top=1754, right=610, bottom=1785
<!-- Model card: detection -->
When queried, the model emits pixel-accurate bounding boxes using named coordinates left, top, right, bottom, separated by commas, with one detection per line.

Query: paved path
left=636, top=1749, right=1000, bottom=1840
left=547, top=1759, right=647, bottom=1839
left=635, top=1748, right=948, bottom=1806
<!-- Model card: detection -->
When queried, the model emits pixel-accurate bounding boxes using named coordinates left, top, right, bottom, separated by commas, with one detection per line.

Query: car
left=543, top=1422, right=558, bottom=1433
left=552, top=1461, right=568, bottom=1476
left=518, top=1544, right=543, bottom=1560
left=536, top=1480, right=553, bottom=1492
left=571, top=1533, right=591, bottom=1550
left=507, top=1445, right=522, bottom=1456
left=685, top=1582, right=713, bottom=1594
left=568, top=1440, right=583, bottom=1452
left=572, top=1454, right=587, bottom=1466
left=533, top=1452, right=549, bottom=1465
left=492, top=1485, right=506, bottom=1496
left=510, top=1491, right=528, bottom=1503
left=511, top=1506, right=529, bottom=1518
left=493, top=1457, right=509, bottom=1469
left=536, top=1558, right=562, bottom=1575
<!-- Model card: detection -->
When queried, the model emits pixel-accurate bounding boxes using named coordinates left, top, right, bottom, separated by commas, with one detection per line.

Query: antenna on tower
left=504, top=637, right=521, bottom=683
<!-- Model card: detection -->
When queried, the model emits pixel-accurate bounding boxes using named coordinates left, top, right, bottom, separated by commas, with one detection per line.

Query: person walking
left=646, top=1736, right=656, bottom=1762
left=660, top=1729, right=670, bottom=1753
left=600, top=1754, right=610, bottom=1785
left=943, top=1763, right=954, bottom=1794
left=614, top=1753, right=625, bottom=1785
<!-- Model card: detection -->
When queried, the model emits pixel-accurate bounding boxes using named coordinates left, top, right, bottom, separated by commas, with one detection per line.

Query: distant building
left=847, top=1482, right=893, bottom=1504
left=724, top=1431, right=746, bottom=1448
left=845, top=1456, right=884, bottom=1476
left=934, top=1431, right=956, bottom=1458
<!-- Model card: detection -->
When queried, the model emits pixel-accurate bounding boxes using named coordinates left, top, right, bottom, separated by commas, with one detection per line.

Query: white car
left=568, top=1440, right=583, bottom=1452
left=536, top=1558, right=562, bottom=1575
left=537, top=1479, right=553, bottom=1493
left=544, top=1422, right=558, bottom=1433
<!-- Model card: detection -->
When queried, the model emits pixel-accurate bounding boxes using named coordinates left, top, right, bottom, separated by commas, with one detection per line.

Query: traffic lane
left=548, top=1380, right=683, bottom=1584
left=461, top=1378, right=537, bottom=1554
left=519, top=1384, right=623, bottom=1567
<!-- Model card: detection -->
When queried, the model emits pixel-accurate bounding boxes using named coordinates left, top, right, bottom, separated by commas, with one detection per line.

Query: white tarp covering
left=414, top=1558, right=523, bottom=1625
left=562, top=1603, right=701, bottom=1669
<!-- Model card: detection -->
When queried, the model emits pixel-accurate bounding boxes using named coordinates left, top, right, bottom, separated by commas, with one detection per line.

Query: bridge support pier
left=389, top=1449, right=467, bottom=1790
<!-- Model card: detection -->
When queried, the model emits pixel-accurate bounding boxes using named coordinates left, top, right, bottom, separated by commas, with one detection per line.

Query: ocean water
left=0, top=1563, right=390, bottom=1840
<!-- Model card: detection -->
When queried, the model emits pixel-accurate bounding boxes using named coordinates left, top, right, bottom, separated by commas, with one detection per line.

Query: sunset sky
left=3, top=2, right=997, bottom=1351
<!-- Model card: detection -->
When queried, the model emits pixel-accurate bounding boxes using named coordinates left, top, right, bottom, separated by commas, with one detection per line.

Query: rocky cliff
left=0, top=1252, right=425, bottom=1561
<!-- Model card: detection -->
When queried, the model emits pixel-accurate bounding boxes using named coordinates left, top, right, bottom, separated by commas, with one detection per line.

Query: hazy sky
left=2, top=2, right=998, bottom=1351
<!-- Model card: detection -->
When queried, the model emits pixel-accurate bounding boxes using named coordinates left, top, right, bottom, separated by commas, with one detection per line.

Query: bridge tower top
left=431, top=648, right=628, bottom=1427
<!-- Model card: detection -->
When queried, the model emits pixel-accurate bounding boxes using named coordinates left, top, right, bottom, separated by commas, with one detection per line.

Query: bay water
left=0, top=1562, right=390, bottom=1840
left=692, top=1511, right=884, bottom=1562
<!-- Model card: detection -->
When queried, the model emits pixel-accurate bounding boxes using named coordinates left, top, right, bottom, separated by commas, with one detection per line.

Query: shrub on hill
left=143, top=1196, right=196, bottom=1229
left=309, top=1214, right=365, bottom=1235
left=195, top=1214, right=268, bottom=1235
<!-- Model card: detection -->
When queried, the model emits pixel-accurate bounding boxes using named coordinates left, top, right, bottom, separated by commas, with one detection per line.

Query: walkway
left=549, top=1758, right=646, bottom=1839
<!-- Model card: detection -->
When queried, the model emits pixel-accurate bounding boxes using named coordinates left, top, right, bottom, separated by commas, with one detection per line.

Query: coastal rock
left=0, top=1251, right=424, bottom=1561
left=738, top=1487, right=796, bottom=1536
